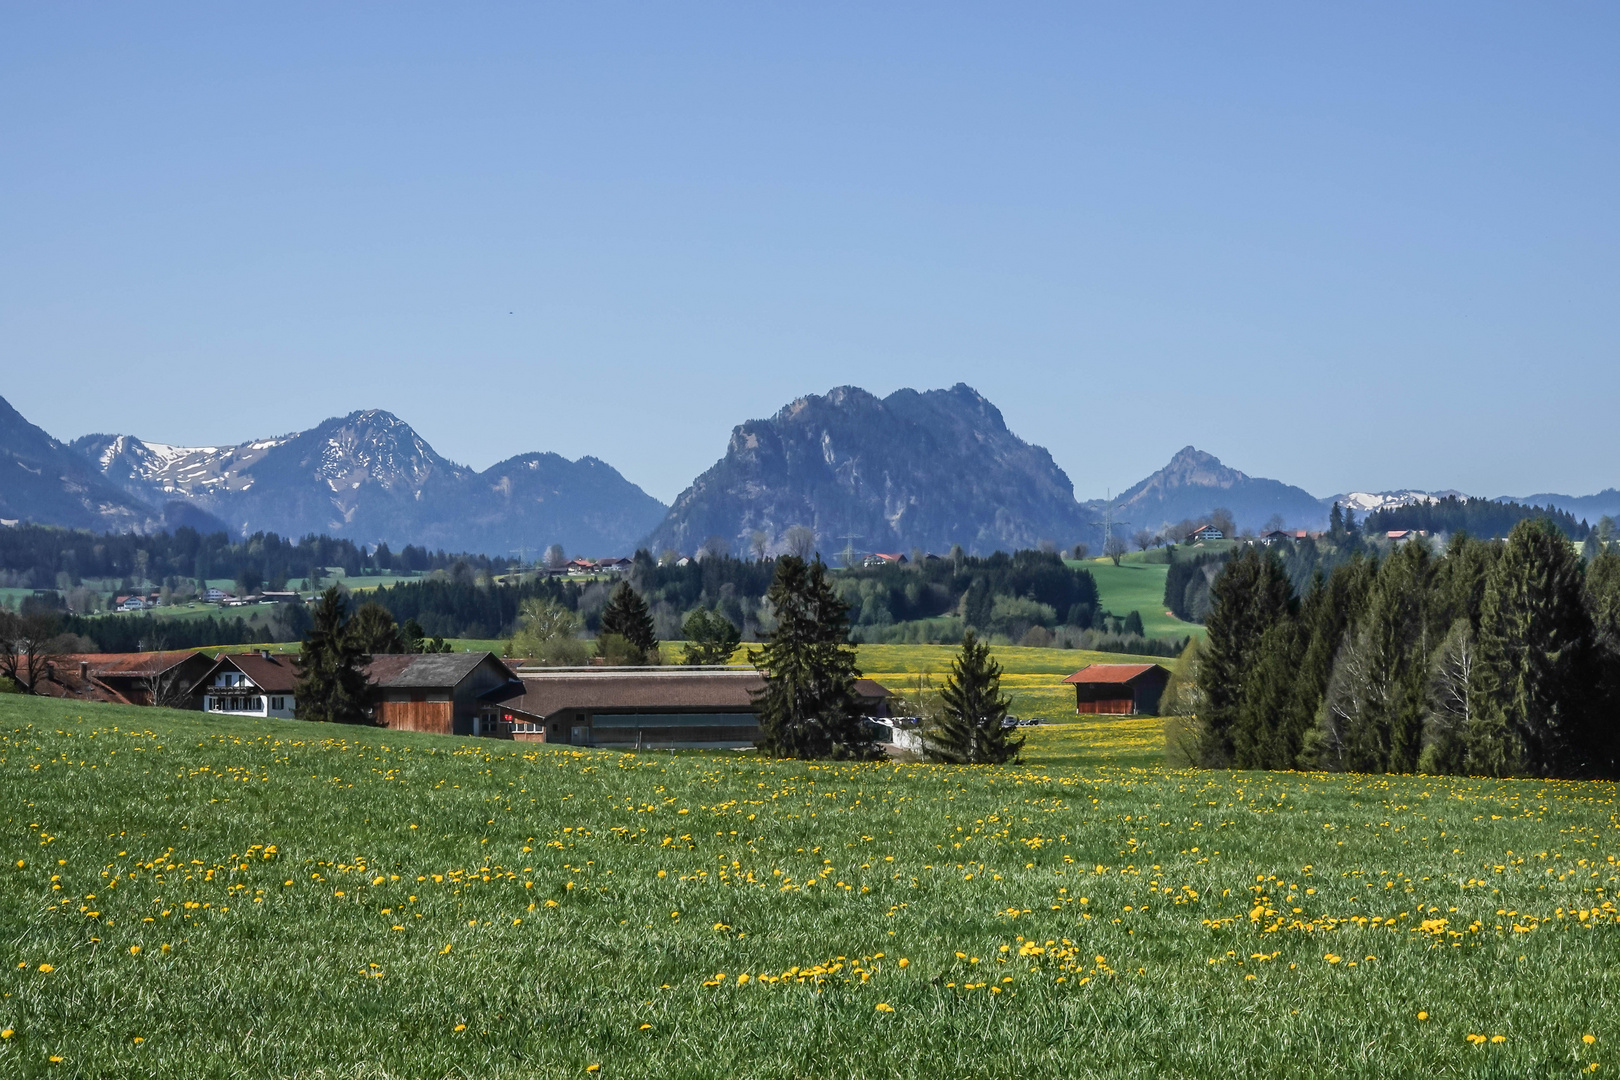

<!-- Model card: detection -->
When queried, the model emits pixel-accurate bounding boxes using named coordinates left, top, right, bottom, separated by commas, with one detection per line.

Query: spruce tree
left=599, top=582, right=658, bottom=662
left=1468, top=519, right=1596, bottom=777
left=749, top=556, right=877, bottom=760
left=1585, top=550, right=1620, bottom=775
left=1199, top=547, right=1295, bottom=767
left=1340, top=540, right=1435, bottom=773
left=1293, top=556, right=1377, bottom=767
left=927, top=630, right=1021, bottom=765
left=295, top=587, right=372, bottom=724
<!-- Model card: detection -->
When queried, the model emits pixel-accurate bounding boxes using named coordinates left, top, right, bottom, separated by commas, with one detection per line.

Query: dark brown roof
left=1063, top=663, right=1167, bottom=686
left=32, top=664, right=130, bottom=705
left=364, top=653, right=513, bottom=689
left=855, top=678, right=893, bottom=699
left=195, top=652, right=300, bottom=694
left=496, top=669, right=766, bottom=721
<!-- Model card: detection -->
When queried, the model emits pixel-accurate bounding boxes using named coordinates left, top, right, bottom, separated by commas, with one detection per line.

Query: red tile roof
left=1062, top=663, right=1165, bottom=685
left=63, top=651, right=206, bottom=678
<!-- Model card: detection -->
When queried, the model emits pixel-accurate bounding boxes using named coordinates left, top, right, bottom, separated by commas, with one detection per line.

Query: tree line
left=0, top=522, right=514, bottom=598
left=1184, top=518, right=1620, bottom=778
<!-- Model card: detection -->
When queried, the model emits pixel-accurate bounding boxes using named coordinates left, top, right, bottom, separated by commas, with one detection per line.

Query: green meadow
left=3, top=694, right=1618, bottom=1078
left=1071, top=555, right=1204, bottom=641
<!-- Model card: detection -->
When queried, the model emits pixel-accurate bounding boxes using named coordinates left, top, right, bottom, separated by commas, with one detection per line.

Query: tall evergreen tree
left=927, top=630, right=1021, bottom=765
left=1468, top=519, right=1596, bottom=777
left=1585, top=550, right=1620, bottom=775
left=1199, top=547, right=1295, bottom=767
left=599, top=582, right=658, bottom=662
left=295, top=587, right=372, bottom=724
left=749, top=556, right=878, bottom=760
left=1341, top=540, right=1436, bottom=772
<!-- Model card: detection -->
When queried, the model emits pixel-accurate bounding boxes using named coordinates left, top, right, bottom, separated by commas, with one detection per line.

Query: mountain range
left=1, top=400, right=667, bottom=555
left=1, top=388, right=1615, bottom=557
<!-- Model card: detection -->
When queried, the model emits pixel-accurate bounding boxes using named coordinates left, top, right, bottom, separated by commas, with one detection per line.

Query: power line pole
left=837, top=532, right=863, bottom=569
left=1091, top=489, right=1129, bottom=555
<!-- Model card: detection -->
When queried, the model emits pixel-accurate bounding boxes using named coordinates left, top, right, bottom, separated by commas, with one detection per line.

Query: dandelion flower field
left=2, top=696, right=1618, bottom=1077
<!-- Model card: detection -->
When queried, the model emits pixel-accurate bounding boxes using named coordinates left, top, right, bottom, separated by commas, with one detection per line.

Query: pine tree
left=295, top=587, right=372, bottom=724
left=599, top=582, right=658, bottom=662
left=1199, top=547, right=1295, bottom=766
left=1294, top=556, right=1377, bottom=767
left=749, top=556, right=877, bottom=760
left=1585, top=550, right=1620, bottom=775
left=927, top=630, right=1021, bottom=765
left=1468, top=519, right=1596, bottom=777
left=1344, top=540, right=1436, bottom=772
left=1233, top=619, right=1304, bottom=770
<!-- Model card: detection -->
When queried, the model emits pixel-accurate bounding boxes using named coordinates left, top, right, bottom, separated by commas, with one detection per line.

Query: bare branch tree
left=782, top=525, right=816, bottom=561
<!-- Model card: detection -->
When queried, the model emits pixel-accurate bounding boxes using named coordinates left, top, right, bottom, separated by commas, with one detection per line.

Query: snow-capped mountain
left=65, top=409, right=667, bottom=555
left=1319, top=490, right=1469, bottom=515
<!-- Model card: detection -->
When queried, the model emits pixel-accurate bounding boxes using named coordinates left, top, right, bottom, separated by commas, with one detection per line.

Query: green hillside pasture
left=856, top=643, right=1170, bottom=723
left=3, top=695, right=1618, bottom=1077
left=1067, top=558, right=1203, bottom=641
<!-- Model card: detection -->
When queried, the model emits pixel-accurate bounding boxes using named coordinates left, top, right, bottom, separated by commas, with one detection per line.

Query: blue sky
left=3, top=3, right=1616, bottom=504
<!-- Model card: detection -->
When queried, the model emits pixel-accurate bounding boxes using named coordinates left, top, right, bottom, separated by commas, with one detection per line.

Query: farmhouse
left=29, top=651, right=212, bottom=707
left=74, top=651, right=216, bottom=707
left=480, top=667, right=764, bottom=748
left=366, top=652, right=518, bottom=736
left=193, top=651, right=299, bottom=718
left=597, top=557, right=633, bottom=573
left=1186, top=524, right=1224, bottom=542
left=1062, top=663, right=1170, bottom=716
left=863, top=552, right=909, bottom=567
left=480, top=667, right=896, bottom=749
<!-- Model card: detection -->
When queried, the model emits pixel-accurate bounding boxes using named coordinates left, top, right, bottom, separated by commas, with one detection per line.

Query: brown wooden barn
left=1062, top=663, right=1170, bottom=716
left=367, top=653, right=519, bottom=736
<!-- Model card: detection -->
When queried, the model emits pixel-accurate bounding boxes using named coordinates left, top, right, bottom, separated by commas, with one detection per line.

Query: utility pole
left=837, top=532, right=863, bottom=569
left=1091, top=489, right=1129, bottom=553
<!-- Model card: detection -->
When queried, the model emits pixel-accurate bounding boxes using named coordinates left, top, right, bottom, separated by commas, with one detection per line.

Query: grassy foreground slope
left=3, top=698, right=1618, bottom=1078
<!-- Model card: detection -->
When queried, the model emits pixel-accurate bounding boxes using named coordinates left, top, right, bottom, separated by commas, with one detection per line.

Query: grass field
left=3, top=694, right=1617, bottom=1077
left=1068, top=557, right=1204, bottom=641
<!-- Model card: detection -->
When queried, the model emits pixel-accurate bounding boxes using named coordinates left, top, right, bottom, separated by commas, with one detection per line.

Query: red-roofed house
left=1062, top=663, right=1170, bottom=716
left=862, top=553, right=909, bottom=567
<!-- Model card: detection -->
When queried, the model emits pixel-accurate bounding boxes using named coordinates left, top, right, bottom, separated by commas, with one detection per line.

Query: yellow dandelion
left=898, top=958, right=909, bottom=968
left=49, top=1056, right=63, bottom=1064
left=1491, top=1035, right=1506, bottom=1044
left=639, top=1024, right=652, bottom=1030
left=1417, top=1011, right=1429, bottom=1021
left=737, top=974, right=750, bottom=985
left=132, top=1036, right=144, bottom=1044
left=453, top=1023, right=466, bottom=1032
left=545, top=899, right=559, bottom=908
left=0, top=1029, right=13, bottom=1039
left=37, top=963, right=54, bottom=973
left=875, top=1003, right=894, bottom=1013
left=441, top=943, right=453, bottom=955
left=129, top=946, right=141, bottom=955
left=586, top=1066, right=600, bottom=1074
left=1588, top=1036, right=1599, bottom=1045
